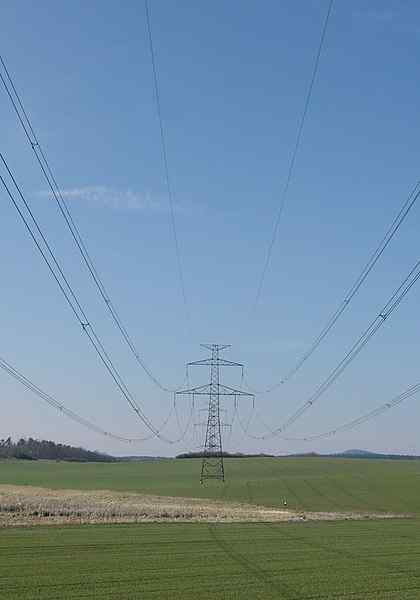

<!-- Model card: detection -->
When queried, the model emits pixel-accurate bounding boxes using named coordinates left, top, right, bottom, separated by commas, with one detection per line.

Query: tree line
left=0, top=437, right=115, bottom=462
left=176, top=451, right=274, bottom=459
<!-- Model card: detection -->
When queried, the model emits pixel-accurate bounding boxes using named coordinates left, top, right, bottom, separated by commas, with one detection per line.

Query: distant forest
left=0, top=437, right=114, bottom=462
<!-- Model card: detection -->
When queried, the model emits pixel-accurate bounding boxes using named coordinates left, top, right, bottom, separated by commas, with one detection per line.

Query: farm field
left=1, top=519, right=420, bottom=599
left=1, top=456, right=420, bottom=514
left=2, top=457, right=420, bottom=599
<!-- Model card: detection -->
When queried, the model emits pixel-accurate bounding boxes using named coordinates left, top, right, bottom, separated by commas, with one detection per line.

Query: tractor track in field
left=243, top=481, right=420, bottom=595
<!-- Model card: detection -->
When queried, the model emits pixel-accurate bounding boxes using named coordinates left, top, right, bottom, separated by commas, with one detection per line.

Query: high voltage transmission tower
left=176, top=345, right=253, bottom=483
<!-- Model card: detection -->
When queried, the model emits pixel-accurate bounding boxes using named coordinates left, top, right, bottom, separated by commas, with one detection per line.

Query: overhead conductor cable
left=1, top=353, right=194, bottom=446
left=0, top=355, right=156, bottom=443
left=239, top=257, right=420, bottom=440
left=0, top=53, right=181, bottom=393
left=283, top=381, right=420, bottom=442
left=248, top=180, right=420, bottom=393
left=0, top=152, right=190, bottom=444
left=252, top=0, right=334, bottom=313
left=144, top=0, right=190, bottom=328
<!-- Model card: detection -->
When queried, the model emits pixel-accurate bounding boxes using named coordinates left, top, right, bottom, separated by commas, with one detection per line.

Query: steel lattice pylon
left=176, top=344, right=253, bottom=483
left=201, top=344, right=224, bottom=481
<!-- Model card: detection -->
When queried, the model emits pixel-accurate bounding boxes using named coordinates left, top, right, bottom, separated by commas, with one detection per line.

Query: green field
left=1, top=520, right=420, bottom=599
left=1, top=457, right=420, bottom=599
left=1, top=456, right=420, bottom=514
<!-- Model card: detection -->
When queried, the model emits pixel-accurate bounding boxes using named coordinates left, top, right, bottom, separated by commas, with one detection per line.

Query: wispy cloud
left=39, top=185, right=201, bottom=216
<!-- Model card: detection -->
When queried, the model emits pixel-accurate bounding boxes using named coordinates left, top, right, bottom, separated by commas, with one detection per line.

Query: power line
left=1, top=353, right=194, bottom=446
left=0, top=155, right=160, bottom=438
left=252, top=0, right=334, bottom=312
left=144, top=0, right=190, bottom=328
left=237, top=379, right=420, bottom=445
left=283, top=381, right=420, bottom=442
left=0, top=151, right=190, bottom=444
left=240, top=257, right=420, bottom=440
left=247, top=180, right=420, bottom=394
left=236, top=406, right=269, bottom=441
left=0, top=355, right=158, bottom=443
left=172, top=392, right=198, bottom=455
left=0, top=53, right=180, bottom=394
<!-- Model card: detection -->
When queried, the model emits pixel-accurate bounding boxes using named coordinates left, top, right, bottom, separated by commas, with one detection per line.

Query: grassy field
left=1, top=519, right=420, bottom=599
left=1, top=457, right=420, bottom=599
left=1, top=456, right=420, bottom=514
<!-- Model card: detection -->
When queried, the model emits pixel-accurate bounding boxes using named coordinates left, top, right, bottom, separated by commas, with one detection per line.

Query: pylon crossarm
left=216, top=359, right=244, bottom=368
left=175, top=383, right=211, bottom=395
left=200, top=344, right=230, bottom=352
left=187, top=359, right=214, bottom=367
left=187, top=358, right=243, bottom=368
left=217, top=383, right=254, bottom=397
left=177, top=384, right=253, bottom=397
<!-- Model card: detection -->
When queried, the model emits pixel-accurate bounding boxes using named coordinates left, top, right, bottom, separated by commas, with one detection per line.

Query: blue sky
left=1, top=0, right=420, bottom=456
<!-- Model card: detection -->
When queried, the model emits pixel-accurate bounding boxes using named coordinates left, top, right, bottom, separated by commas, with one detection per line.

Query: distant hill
left=335, top=449, right=420, bottom=460
left=288, top=449, right=420, bottom=460
left=340, top=449, right=376, bottom=457
left=0, top=437, right=115, bottom=462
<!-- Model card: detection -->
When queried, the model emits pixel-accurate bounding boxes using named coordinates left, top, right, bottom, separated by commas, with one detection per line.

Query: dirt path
left=0, top=484, right=407, bottom=527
